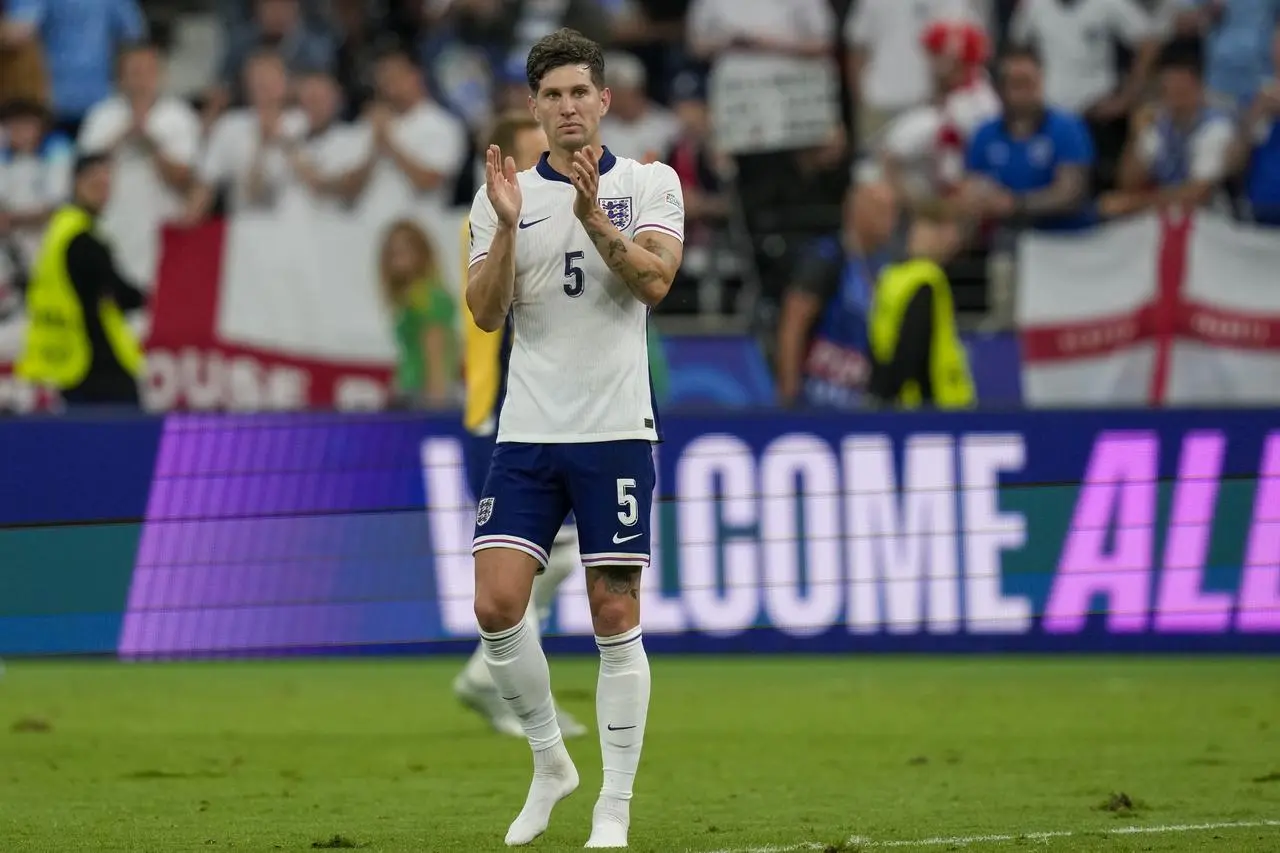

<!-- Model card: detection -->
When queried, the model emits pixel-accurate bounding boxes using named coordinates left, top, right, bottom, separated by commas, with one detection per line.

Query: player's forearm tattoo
left=588, top=566, right=641, bottom=600
left=583, top=216, right=670, bottom=295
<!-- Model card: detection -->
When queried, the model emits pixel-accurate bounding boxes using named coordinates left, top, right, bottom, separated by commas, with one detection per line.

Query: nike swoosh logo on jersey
left=518, top=217, right=550, bottom=229
left=612, top=532, right=642, bottom=544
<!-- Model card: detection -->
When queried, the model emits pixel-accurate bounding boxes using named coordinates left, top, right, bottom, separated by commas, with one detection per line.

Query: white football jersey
left=468, top=148, right=685, bottom=444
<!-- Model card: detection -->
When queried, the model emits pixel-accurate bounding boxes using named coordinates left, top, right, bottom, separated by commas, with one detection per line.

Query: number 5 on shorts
left=616, top=478, right=638, bottom=526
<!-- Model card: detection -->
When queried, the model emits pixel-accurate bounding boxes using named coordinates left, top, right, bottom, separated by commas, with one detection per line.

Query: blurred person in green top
left=379, top=218, right=458, bottom=407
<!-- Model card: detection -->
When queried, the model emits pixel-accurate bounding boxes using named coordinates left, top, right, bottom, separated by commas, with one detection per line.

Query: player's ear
left=527, top=93, right=538, bottom=121
left=599, top=86, right=611, bottom=117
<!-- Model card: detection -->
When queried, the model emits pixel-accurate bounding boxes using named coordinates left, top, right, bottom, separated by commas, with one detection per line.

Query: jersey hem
left=496, top=429, right=659, bottom=444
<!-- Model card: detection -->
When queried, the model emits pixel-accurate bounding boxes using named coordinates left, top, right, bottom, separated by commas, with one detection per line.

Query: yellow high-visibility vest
left=460, top=219, right=506, bottom=434
left=869, top=258, right=976, bottom=409
left=16, top=205, right=144, bottom=390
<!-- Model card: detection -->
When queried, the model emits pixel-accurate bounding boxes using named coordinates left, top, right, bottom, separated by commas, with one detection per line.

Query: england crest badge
left=476, top=497, right=494, bottom=526
left=599, top=197, right=633, bottom=230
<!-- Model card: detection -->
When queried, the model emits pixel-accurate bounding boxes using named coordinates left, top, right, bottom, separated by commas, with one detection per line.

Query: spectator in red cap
left=875, top=19, right=1000, bottom=215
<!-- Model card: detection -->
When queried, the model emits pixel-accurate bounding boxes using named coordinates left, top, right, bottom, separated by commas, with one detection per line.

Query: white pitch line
left=697, top=819, right=1280, bottom=853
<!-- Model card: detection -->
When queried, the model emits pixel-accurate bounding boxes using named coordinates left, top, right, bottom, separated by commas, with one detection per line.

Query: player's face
left=512, top=126, right=549, bottom=172
left=530, top=64, right=611, bottom=151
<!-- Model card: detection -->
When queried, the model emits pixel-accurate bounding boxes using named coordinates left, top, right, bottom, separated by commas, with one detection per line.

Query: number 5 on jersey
left=563, top=251, right=585, bottom=298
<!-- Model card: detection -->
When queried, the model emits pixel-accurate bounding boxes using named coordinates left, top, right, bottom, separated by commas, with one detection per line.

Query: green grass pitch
left=2, top=656, right=1278, bottom=852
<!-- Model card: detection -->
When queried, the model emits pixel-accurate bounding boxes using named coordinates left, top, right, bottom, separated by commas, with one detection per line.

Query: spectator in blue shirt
left=962, top=46, right=1097, bottom=232
left=1176, top=0, right=1280, bottom=109
left=1232, top=74, right=1280, bottom=224
left=0, top=0, right=146, bottom=138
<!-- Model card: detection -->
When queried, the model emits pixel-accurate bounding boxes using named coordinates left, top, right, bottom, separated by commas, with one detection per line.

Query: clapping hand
left=570, top=146, right=600, bottom=222
left=485, top=144, right=522, bottom=229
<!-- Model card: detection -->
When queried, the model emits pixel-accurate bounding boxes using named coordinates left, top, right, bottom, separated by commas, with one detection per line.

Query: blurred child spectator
left=1107, top=46, right=1234, bottom=215
left=601, top=50, right=679, bottom=161
left=78, top=42, right=201, bottom=290
left=0, top=0, right=146, bottom=138
left=186, top=50, right=306, bottom=220
left=379, top=218, right=457, bottom=408
left=961, top=46, right=1097, bottom=231
left=0, top=98, right=73, bottom=271
left=1175, top=0, right=1280, bottom=109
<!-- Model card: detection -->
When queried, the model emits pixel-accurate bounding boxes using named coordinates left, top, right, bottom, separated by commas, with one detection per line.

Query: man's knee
left=473, top=548, right=540, bottom=633
left=586, top=566, right=642, bottom=636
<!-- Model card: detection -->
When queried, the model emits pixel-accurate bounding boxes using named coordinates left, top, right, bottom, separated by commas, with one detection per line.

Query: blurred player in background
left=454, top=110, right=588, bottom=741
left=466, top=28, right=684, bottom=849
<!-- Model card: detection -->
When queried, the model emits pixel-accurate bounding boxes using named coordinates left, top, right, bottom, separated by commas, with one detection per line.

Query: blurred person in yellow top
left=17, top=153, right=146, bottom=409
left=453, top=110, right=587, bottom=740
left=867, top=217, right=976, bottom=409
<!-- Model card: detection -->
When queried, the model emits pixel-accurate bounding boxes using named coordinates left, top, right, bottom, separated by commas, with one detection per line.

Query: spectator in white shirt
left=846, top=0, right=990, bottom=151
left=0, top=99, right=73, bottom=271
left=287, top=68, right=363, bottom=210
left=339, top=46, right=467, bottom=251
left=78, top=42, right=202, bottom=290
left=1010, top=0, right=1162, bottom=118
left=1106, top=46, right=1235, bottom=214
left=600, top=51, right=679, bottom=162
left=185, top=49, right=307, bottom=221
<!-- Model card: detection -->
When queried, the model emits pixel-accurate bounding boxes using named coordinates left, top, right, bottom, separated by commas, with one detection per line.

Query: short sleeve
left=399, top=109, right=467, bottom=176
left=42, top=135, right=74, bottom=202
left=633, top=162, right=685, bottom=243
left=964, top=125, right=992, bottom=174
left=1190, top=120, right=1235, bottom=182
left=77, top=103, right=120, bottom=154
left=159, top=103, right=202, bottom=166
left=1053, top=116, right=1095, bottom=166
left=197, top=115, right=235, bottom=184
left=425, top=286, right=457, bottom=326
left=1107, top=0, right=1154, bottom=44
left=788, top=238, right=844, bottom=303
left=468, top=187, right=499, bottom=268
left=1136, top=125, right=1161, bottom=167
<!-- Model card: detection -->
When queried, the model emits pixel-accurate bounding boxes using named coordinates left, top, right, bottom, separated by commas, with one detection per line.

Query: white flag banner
left=709, top=55, right=841, bottom=155
left=1019, top=212, right=1280, bottom=407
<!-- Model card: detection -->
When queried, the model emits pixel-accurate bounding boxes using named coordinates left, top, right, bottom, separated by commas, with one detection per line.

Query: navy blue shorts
left=473, top=440, right=655, bottom=571
left=463, top=432, right=497, bottom=503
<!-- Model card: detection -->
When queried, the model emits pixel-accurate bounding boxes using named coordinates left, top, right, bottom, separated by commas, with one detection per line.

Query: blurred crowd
left=0, top=0, right=1278, bottom=337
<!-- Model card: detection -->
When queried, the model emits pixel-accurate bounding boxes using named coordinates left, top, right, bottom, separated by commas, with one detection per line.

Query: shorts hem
left=581, top=551, right=650, bottom=569
left=474, top=535, right=550, bottom=569
left=496, top=431, right=658, bottom=444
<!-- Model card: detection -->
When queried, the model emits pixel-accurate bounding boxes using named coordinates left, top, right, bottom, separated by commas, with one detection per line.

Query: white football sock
left=481, top=619, right=560, bottom=750
left=482, top=621, right=578, bottom=846
left=587, top=626, right=650, bottom=848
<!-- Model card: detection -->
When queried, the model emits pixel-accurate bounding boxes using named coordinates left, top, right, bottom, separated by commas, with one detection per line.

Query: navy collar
left=536, top=146, right=617, bottom=183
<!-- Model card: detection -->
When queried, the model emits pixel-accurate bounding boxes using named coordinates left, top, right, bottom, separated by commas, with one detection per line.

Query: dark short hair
left=526, top=28, right=605, bottom=92
left=0, top=98, right=48, bottom=123
left=74, top=152, right=111, bottom=179
left=374, top=42, right=420, bottom=70
left=488, top=111, right=543, bottom=154
left=1158, top=41, right=1204, bottom=77
left=1000, top=44, right=1042, bottom=68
